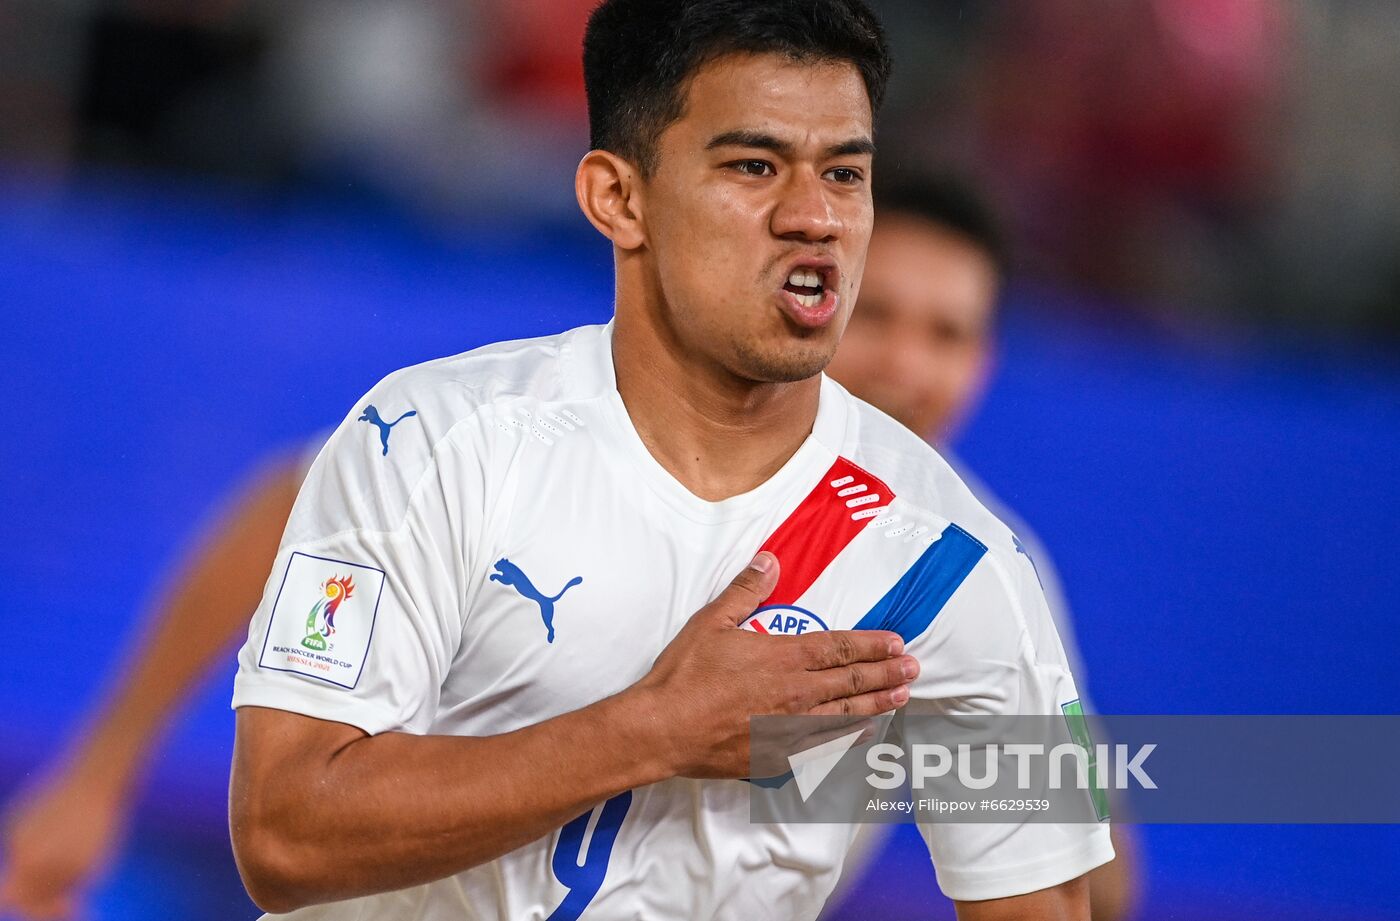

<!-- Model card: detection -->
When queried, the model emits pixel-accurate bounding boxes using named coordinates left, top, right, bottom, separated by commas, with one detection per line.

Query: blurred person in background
left=0, top=173, right=1135, bottom=920
left=0, top=452, right=307, bottom=920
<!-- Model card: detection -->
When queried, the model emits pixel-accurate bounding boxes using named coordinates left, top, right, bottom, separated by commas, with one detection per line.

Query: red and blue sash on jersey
left=756, top=457, right=986, bottom=642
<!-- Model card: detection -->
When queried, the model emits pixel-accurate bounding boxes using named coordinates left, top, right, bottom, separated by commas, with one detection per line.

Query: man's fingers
left=707, top=552, right=780, bottom=627
left=797, top=628, right=904, bottom=670
left=807, top=683, right=911, bottom=719
left=789, top=717, right=877, bottom=754
left=750, top=718, right=879, bottom=776
left=810, top=655, right=918, bottom=705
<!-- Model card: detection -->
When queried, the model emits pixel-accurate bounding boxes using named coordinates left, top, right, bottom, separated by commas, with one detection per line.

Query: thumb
left=707, top=552, right=780, bottom=627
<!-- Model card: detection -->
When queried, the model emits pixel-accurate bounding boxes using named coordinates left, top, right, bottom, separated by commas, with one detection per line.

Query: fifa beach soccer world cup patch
left=258, top=551, right=385, bottom=689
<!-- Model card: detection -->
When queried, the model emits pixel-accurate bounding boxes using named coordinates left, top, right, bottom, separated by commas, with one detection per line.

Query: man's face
left=825, top=214, right=998, bottom=441
left=641, top=52, right=874, bottom=384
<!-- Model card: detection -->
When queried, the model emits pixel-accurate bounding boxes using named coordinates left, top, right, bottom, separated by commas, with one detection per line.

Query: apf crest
left=741, top=604, right=829, bottom=636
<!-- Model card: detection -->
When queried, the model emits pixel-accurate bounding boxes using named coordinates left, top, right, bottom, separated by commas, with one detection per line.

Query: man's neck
left=612, top=313, right=821, bottom=504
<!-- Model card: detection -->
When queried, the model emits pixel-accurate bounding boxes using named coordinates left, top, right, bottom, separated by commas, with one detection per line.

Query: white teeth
left=797, top=292, right=822, bottom=308
left=787, top=268, right=821, bottom=288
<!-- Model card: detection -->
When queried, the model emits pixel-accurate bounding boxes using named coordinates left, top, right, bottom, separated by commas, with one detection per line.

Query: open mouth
left=782, top=266, right=828, bottom=310
left=777, top=261, right=840, bottom=328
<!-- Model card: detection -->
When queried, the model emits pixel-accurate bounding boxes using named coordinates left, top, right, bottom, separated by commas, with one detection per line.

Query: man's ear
left=575, top=149, right=646, bottom=251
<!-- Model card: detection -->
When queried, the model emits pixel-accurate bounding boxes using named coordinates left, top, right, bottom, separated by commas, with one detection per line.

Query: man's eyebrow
left=704, top=130, right=875, bottom=160
left=826, top=137, right=876, bottom=158
left=705, top=130, right=793, bottom=156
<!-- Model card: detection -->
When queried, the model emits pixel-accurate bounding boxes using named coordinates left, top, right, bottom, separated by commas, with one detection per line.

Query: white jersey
left=232, top=322, right=1112, bottom=919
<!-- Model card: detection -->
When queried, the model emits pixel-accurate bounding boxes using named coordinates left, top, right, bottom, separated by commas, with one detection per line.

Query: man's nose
left=771, top=169, right=842, bottom=243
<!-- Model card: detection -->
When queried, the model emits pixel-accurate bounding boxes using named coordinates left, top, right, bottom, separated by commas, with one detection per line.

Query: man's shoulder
left=364, top=323, right=611, bottom=430
left=828, top=380, right=1018, bottom=564
left=285, top=324, right=611, bottom=540
left=825, top=387, right=1064, bottom=673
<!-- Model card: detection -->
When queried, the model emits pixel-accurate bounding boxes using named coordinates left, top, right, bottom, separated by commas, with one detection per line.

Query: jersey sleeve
left=903, top=535, right=1115, bottom=902
left=231, top=383, right=488, bottom=737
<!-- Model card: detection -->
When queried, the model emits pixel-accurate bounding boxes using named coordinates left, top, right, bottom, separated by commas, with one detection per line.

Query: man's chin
left=730, top=337, right=836, bottom=385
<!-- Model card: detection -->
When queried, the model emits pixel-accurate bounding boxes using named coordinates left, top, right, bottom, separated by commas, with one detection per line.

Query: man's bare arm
left=230, top=554, right=919, bottom=913
left=0, top=455, right=303, bottom=919
left=231, top=697, right=668, bottom=912
left=955, top=874, right=1091, bottom=921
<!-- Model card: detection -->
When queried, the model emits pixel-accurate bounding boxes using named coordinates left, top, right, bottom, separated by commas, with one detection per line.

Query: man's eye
left=825, top=167, right=862, bottom=184
left=733, top=160, right=774, bottom=177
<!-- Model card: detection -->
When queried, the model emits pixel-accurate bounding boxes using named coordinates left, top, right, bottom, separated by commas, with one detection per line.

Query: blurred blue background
left=1, top=1, right=1399, bottom=919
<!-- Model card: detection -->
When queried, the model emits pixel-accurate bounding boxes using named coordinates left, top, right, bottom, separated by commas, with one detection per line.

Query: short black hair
left=876, top=173, right=1011, bottom=280
left=583, top=0, right=891, bottom=176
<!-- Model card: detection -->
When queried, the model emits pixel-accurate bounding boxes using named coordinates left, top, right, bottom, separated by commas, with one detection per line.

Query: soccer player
left=225, top=0, right=1109, bottom=917
left=0, top=4, right=1114, bottom=916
